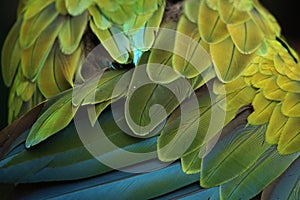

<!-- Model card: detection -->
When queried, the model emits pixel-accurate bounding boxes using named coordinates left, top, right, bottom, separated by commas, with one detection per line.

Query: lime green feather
left=23, top=0, right=55, bottom=19
left=25, top=89, right=76, bottom=148
left=88, top=5, right=112, bottom=30
left=65, top=0, right=94, bottom=16
left=183, top=0, right=200, bottom=24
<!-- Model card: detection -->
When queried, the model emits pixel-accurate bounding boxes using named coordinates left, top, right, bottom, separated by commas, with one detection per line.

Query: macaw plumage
left=0, top=0, right=299, bottom=199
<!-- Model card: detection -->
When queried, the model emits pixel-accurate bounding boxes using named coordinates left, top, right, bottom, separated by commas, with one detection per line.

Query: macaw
left=0, top=0, right=299, bottom=199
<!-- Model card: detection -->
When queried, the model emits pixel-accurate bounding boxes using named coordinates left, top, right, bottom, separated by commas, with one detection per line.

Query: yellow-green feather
left=198, top=0, right=229, bottom=44
left=58, top=12, right=88, bottom=54
left=1, top=20, right=22, bottom=86
left=21, top=16, right=64, bottom=81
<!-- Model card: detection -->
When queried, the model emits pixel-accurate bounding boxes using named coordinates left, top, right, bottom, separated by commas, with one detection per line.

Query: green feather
left=20, top=3, right=58, bottom=49
left=1, top=20, right=22, bottom=86
left=37, top=45, right=61, bottom=98
left=88, top=5, right=112, bottom=30
left=262, top=78, right=286, bottom=101
left=65, top=0, right=94, bottom=16
left=25, top=89, right=77, bottom=148
left=249, top=5, right=279, bottom=39
left=82, top=70, right=131, bottom=105
left=173, top=15, right=212, bottom=79
left=56, top=44, right=84, bottom=87
left=220, top=147, right=299, bottom=200
left=55, top=0, right=68, bottom=15
left=58, top=12, right=88, bottom=54
left=181, top=148, right=202, bottom=174
left=146, top=22, right=181, bottom=84
left=23, top=0, right=55, bottom=19
left=266, top=104, right=288, bottom=144
left=90, top=21, right=131, bottom=64
left=125, top=64, right=192, bottom=136
left=201, top=125, right=270, bottom=187
left=157, top=89, right=208, bottom=162
left=130, top=1, right=165, bottom=51
left=183, top=0, right=200, bottom=24
left=277, top=75, right=300, bottom=93
left=262, top=158, right=300, bottom=200
left=21, top=16, right=64, bottom=81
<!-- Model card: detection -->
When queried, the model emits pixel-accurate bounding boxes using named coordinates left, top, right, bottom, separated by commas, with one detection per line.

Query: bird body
left=0, top=0, right=299, bottom=199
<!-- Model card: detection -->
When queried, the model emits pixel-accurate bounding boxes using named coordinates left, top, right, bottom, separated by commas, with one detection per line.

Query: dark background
left=0, top=1, right=299, bottom=129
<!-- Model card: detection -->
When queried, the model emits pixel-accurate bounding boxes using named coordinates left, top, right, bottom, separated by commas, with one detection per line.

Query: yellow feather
left=20, top=3, right=58, bottom=49
left=210, top=37, right=255, bottom=82
left=218, top=0, right=250, bottom=24
left=262, top=82, right=286, bottom=101
left=266, top=104, right=288, bottom=144
left=224, top=86, right=256, bottom=112
left=281, top=93, right=300, bottom=117
left=198, top=0, right=229, bottom=44
left=247, top=92, right=276, bottom=125
left=227, top=19, right=263, bottom=54
left=173, top=15, right=211, bottom=79
left=183, top=0, right=200, bottom=23
left=55, top=0, right=68, bottom=15
left=37, top=45, right=61, bottom=98
left=277, top=75, right=300, bottom=93
left=278, top=117, right=300, bottom=154
left=249, top=2, right=280, bottom=39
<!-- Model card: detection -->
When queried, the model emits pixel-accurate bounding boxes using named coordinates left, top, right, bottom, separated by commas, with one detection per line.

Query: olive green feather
left=21, top=16, right=64, bottom=81
left=1, top=20, right=22, bottom=86
left=58, top=11, right=88, bottom=54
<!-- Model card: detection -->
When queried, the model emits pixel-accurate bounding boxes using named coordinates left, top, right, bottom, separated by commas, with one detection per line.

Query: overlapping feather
left=1, top=0, right=165, bottom=123
left=1, top=1, right=300, bottom=199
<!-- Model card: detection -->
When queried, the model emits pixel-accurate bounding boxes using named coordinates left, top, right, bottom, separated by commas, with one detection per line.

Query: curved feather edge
left=219, top=146, right=300, bottom=200
left=2, top=162, right=199, bottom=200
left=261, top=157, right=300, bottom=200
